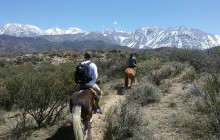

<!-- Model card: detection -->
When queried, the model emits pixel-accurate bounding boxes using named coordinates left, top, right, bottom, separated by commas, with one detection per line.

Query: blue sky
left=1, top=0, right=220, bottom=34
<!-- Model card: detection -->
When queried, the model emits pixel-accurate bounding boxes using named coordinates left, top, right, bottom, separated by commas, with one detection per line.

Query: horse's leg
left=84, top=119, right=92, bottom=140
left=87, top=118, right=92, bottom=140
left=130, top=77, right=134, bottom=87
left=133, top=76, right=136, bottom=85
left=124, top=73, right=128, bottom=89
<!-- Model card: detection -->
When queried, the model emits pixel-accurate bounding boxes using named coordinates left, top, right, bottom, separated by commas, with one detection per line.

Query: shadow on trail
left=46, top=125, right=75, bottom=140
left=114, top=86, right=126, bottom=95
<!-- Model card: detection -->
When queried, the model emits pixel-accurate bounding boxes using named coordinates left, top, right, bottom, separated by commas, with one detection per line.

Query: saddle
left=77, top=85, right=102, bottom=114
left=79, top=85, right=99, bottom=102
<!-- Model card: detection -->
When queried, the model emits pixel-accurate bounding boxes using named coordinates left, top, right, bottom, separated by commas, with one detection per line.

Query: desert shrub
left=104, top=101, right=151, bottom=140
left=56, top=63, right=76, bottom=95
left=148, top=61, right=185, bottom=85
left=95, top=53, right=127, bottom=79
left=4, top=64, right=34, bottom=78
left=35, top=62, right=57, bottom=72
left=188, top=74, right=220, bottom=138
left=183, top=66, right=198, bottom=82
left=48, top=52, right=58, bottom=58
left=137, top=59, right=161, bottom=81
left=169, top=48, right=220, bottom=74
left=126, top=82, right=161, bottom=106
left=0, top=59, right=7, bottom=67
left=137, top=55, right=150, bottom=62
left=0, top=67, right=9, bottom=79
left=30, top=55, right=43, bottom=64
left=21, top=55, right=43, bottom=64
left=14, top=57, right=24, bottom=65
left=0, top=86, right=12, bottom=110
left=91, top=51, right=103, bottom=59
left=172, top=61, right=186, bottom=75
left=0, top=65, right=34, bottom=110
left=0, top=77, right=10, bottom=109
left=6, top=63, right=74, bottom=127
left=160, top=62, right=184, bottom=77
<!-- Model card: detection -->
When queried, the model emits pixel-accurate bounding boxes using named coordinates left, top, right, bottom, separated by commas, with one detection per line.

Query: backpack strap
left=80, top=62, right=91, bottom=66
left=86, top=62, right=91, bottom=65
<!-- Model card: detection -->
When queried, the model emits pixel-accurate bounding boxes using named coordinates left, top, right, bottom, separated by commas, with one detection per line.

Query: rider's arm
left=91, top=63, right=98, bottom=80
left=134, top=57, right=137, bottom=66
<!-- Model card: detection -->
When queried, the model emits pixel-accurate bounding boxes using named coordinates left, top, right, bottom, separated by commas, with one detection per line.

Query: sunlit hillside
left=0, top=48, right=219, bottom=139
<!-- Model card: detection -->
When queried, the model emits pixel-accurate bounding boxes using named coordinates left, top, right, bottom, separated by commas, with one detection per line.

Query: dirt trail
left=143, top=75, right=189, bottom=140
left=91, top=89, right=125, bottom=140
left=90, top=75, right=189, bottom=140
left=1, top=76, right=189, bottom=140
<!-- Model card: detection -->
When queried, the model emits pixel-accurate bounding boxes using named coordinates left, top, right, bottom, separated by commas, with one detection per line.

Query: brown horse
left=124, top=68, right=136, bottom=89
left=69, top=90, right=97, bottom=140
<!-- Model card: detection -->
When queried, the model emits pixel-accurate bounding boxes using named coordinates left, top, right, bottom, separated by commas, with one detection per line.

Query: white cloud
left=114, top=21, right=118, bottom=25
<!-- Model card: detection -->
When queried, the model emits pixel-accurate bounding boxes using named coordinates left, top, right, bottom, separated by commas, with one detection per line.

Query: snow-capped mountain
left=45, top=27, right=85, bottom=35
left=102, top=26, right=220, bottom=50
left=215, top=35, right=220, bottom=44
left=146, top=26, right=220, bottom=50
left=105, top=26, right=163, bottom=49
left=0, top=23, right=86, bottom=37
left=0, top=23, right=45, bottom=37
left=1, top=23, right=220, bottom=50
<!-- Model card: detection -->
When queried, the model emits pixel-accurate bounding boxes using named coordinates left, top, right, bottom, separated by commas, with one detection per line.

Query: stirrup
left=94, top=108, right=102, bottom=114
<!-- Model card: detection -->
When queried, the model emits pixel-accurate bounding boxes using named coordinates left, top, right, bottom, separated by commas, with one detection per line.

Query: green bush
left=137, top=59, right=161, bottom=81
left=0, top=59, right=7, bottom=67
left=95, top=53, right=127, bottom=79
left=126, top=82, right=161, bottom=106
left=183, top=66, right=198, bottom=82
left=6, top=63, right=75, bottom=127
left=169, top=48, right=220, bottom=74
left=104, top=101, right=151, bottom=140
left=148, top=61, right=185, bottom=85
left=188, top=74, right=220, bottom=138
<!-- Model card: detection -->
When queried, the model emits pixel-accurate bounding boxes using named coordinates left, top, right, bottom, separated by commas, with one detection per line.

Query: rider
left=128, top=53, right=137, bottom=69
left=75, top=52, right=103, bottom=114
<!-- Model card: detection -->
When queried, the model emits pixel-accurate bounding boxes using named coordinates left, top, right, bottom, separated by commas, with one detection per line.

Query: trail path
left=91, top=88, right=125, bottom=140
left=143, top=75, right=190, bottom=140
left=90, top=75, right=190, bottom=140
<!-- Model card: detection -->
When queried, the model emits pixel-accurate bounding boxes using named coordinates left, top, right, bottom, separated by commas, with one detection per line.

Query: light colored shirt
left=81, top=60, right=98, bottom=86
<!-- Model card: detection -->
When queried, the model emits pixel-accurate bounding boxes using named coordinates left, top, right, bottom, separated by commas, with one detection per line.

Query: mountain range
left=0, top=23, right=220, bottom=53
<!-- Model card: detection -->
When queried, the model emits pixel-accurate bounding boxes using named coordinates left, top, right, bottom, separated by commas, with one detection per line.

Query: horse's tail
left=71, top=98, right=84, bottom=140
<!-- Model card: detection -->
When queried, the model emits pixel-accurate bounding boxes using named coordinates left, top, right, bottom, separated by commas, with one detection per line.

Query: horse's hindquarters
left=125, top=68, right=136, bottom=88
left=70, top=90, right=96, bottom=140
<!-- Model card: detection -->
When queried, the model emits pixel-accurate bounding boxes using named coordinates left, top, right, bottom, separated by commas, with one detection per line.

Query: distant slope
left=0, top=35, right=63, bottom=53
left=0, top=35, right=128, bottom=53
left=61, top=40, right=127, bottom=51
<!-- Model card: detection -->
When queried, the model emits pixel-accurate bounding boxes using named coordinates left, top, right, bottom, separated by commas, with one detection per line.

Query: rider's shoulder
left=90, top=62, right=97, bottom=68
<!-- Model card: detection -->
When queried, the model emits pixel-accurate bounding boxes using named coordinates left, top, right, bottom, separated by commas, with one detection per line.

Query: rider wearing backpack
left=75, top=52, right=103, bottom=113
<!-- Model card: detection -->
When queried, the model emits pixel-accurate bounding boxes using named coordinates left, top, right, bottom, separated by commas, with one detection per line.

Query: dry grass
left=0, top=48, right=219, bottom=139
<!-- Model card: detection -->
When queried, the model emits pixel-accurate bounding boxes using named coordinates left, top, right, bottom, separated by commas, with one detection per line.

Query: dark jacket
left=128, top=57, right=137, bottom=67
